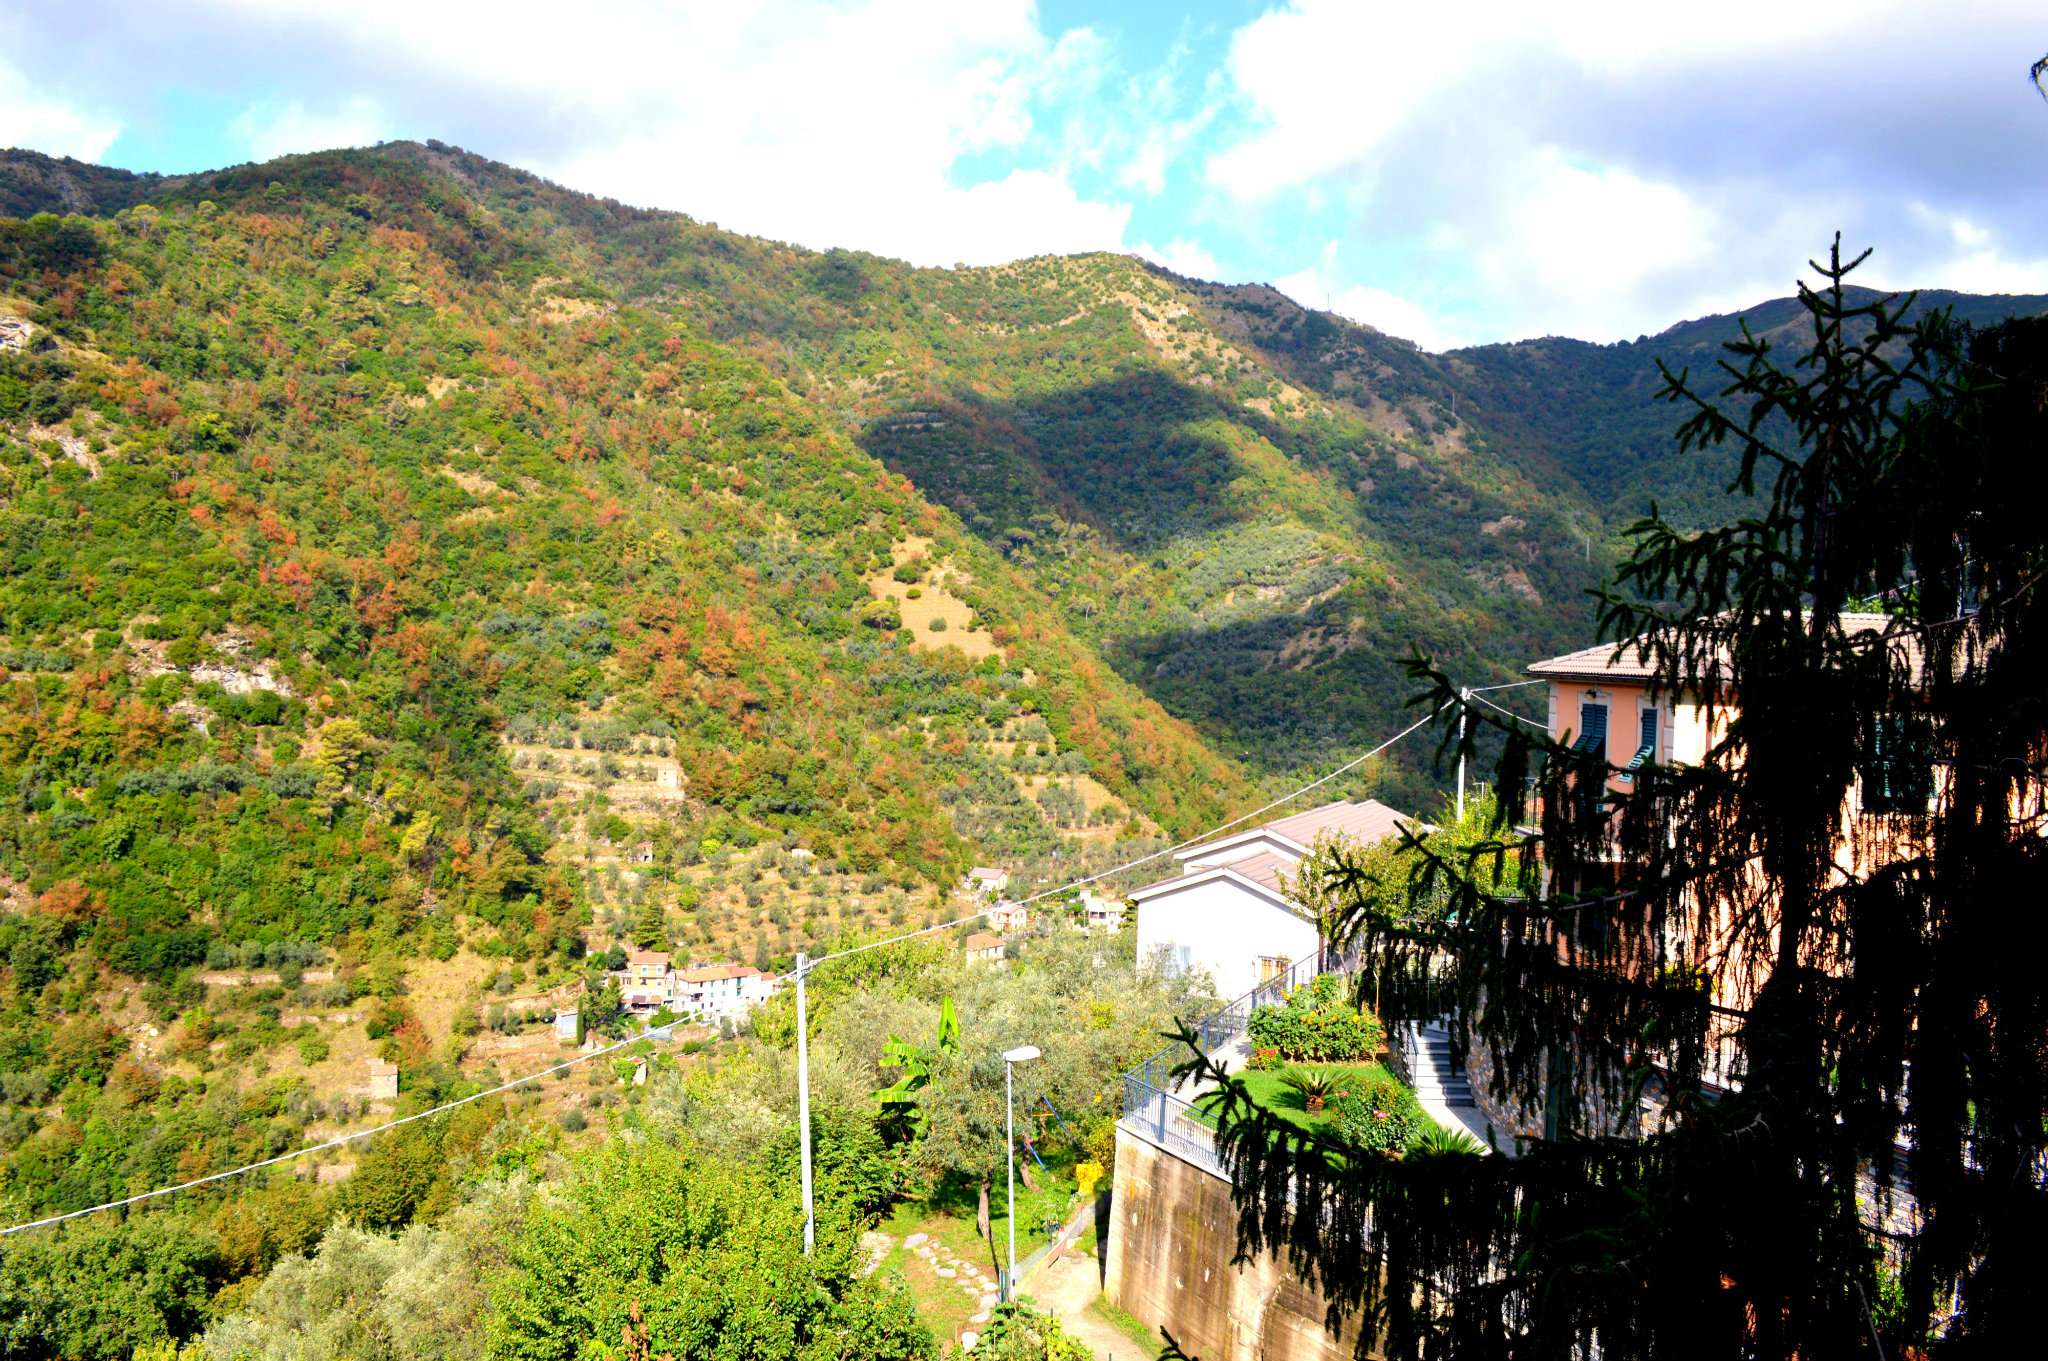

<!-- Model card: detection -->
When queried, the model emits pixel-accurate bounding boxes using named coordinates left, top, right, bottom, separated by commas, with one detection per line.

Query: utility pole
left=796, top=951, right=814, bottom=1255
left=1456, top=687, right=1470, bottom=822
left=1005, top=1056, right=1015, bottom=1298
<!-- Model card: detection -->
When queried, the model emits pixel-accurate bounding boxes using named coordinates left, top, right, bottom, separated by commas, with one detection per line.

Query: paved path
left=1031, top=1247, right=1143, bottom=1361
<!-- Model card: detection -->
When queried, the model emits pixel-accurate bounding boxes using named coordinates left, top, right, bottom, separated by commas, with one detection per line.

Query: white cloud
left=1136, top=238, right=1224, bottom=280
left=230, top=96, right=394, bottom=163
left=192, top=0, right=1137, bottom=267
left=0, top=59, right=120, bottom=162
left=1277, top=243, right=1467, bottom=352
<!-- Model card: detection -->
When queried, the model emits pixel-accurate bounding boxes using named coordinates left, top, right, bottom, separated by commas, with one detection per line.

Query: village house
left=1128, top=798, right=1415, bottom=1000
left=676, top=962, right=775, bottom=1021
left=986, top=899, right=1029, bottom=933
left=962, top=865, right=1010, bottom=896
left=366, top=1058, right=399, bottom=1101
left=1080, top=890, right=1126, bottom=933
left=618, top=949, right=676, bottom=1014
left=1501, top=615, right=1936, bottom=1133
left=963, top=930, right=1007, bottom=963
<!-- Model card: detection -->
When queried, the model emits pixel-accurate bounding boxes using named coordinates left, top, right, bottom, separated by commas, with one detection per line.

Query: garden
left=1209, top=971, right=1474, bottom=1156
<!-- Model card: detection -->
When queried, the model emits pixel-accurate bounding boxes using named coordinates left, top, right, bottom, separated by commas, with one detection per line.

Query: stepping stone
left=960, top=1332, right=978, bottom=1351
left=936, top=1266, right=957, bottom=1278
left=970, top=1309, right=991, bottom=1325
left=904, top=1232, right=927, bottom=1249
left=980, top=1291, right=999, bottom=1307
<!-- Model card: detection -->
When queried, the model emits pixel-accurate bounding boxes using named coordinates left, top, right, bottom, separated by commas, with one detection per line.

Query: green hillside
left=2, top=139, right=2042, bottom=1355
left=1446, top=285, right=2048, bottom=527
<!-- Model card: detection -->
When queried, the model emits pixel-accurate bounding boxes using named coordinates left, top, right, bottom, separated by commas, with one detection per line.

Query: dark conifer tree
left=1175, top=244, right=2048, bottom=1357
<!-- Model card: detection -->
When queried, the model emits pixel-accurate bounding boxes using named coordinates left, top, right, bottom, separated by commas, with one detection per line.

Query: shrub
left=1247, top=1047, right=1282, bottom=1071
left=557, top=1108, right=587, bottom=1132
left=1331, top=1073, right=1426, bottom=1154
left=1247, top=973, right=1384, bottom=1061
left=927, top=617, right=947, bottom=632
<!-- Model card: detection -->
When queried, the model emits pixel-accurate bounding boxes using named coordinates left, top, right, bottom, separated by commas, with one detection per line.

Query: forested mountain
left=1, top=139, right=2043, bottom=1353
left=1446, top=285, right=2048, bottom=527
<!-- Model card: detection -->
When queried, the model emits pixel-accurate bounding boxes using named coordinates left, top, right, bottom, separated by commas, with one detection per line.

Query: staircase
left=1403, top=1021, right=1476, bottom=1108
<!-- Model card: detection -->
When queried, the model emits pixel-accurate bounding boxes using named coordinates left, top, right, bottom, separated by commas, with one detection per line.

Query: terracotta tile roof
left=964, top=931, right=1003, bottom=951
left=1260, top=798, right=1411, bottom=850
left=1526, top=614, right=1908, bottom=684
left=1526, top=638, right=1661, bottom=682
left=1214, top=849, right=1292, bottom=892
left=626, top=949, right=672, bottom=967
left=678, top=963, right=758, bottom=983
left=1132, top=799, right=1413, bottom=900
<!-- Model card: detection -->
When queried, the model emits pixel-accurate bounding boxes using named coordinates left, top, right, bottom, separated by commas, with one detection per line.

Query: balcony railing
left=1116, top=945, right=1336, bottom=1174
left=1123, top=947, right=1331, bottom=1095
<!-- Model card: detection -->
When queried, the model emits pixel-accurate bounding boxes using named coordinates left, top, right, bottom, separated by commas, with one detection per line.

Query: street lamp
left=1001, top=1043, right=1042, bottom=1302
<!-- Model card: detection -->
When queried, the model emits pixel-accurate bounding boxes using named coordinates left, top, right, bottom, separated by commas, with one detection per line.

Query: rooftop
left=1526, top=613, right=1904, bottom=685
left=626, top=949, right=672, bottom=966
left=1132, top=798, right=1414, bottom=903
left=1258, top=798, right=1412, bottom=851
left=964, top=931, right=1003, bottom=951
left=679, top=962, right=759, bottom=982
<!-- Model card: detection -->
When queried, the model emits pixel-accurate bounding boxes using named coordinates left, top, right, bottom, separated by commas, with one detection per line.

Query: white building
left=1079, top=890, right=1125, bottom=933
left=677, top=963, right=775, bottom=1021
left=964, top=866, right=1010, bottom=896
left=987, top=899, right=1029, bottom=933
left=1128, top=799, right=1413, bottom=1000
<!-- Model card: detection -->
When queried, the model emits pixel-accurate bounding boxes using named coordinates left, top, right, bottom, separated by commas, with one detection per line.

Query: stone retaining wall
left=1105, top=1127, right=1365, bottom=1361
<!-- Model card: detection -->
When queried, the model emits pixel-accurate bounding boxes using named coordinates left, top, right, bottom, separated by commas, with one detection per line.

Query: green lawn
left=1202, top=1061, right=1399, bottom=1133
left=881, top=1156, right=1085, bottom=1277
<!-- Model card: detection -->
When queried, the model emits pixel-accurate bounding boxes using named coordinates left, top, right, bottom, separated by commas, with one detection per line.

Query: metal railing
left=1119, top=1076, right=1229, bottom=1179
left=1123, top=947, right=1331, bottom=1096
left=1115, top=946, right=1341, bottom=1176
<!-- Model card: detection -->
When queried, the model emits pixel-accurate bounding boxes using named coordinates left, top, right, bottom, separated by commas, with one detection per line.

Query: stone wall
left=1105, top=1126, right=1366, bottom=1361
left=1464, top=1033, right=1647, bottom=1147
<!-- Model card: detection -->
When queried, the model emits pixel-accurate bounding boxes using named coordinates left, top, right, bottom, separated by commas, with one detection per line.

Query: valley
left=0, top=139, right=2040, bottom=1358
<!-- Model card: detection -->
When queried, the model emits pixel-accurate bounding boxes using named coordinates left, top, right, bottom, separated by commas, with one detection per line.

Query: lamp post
left=1001, top=1044, right=1041, bottom=1302
left=796, top=952, right=814, bottom=1255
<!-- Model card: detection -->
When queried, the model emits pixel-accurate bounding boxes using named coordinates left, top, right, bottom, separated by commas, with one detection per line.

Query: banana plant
left=872, top=995, right=959, bottom=1142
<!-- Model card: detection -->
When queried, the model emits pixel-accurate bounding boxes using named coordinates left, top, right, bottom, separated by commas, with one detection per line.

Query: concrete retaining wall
left=1104, top=1126, right=1365, bottom=1361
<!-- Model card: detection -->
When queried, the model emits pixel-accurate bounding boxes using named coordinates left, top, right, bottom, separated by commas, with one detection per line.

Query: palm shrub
left=1408, top=1122, right=1486, bottom=1158
left=1278, top=1065, right=1357, bottom=1113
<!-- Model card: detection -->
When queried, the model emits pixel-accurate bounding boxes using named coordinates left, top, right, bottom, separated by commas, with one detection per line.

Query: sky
left=3, top=0, right=2045, bottom=351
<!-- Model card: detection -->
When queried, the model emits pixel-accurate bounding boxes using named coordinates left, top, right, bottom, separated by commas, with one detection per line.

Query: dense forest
left=0, top=139, right=2041, bottom=1356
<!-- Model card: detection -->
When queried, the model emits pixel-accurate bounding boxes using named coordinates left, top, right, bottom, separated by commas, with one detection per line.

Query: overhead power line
left=1, top=1029, right=653, bottom=1237
left=7, top=696, right=1460, bottom=1239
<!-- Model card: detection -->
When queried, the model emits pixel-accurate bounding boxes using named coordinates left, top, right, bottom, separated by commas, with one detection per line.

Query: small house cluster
left=609, top=949, right=778, bottom=1021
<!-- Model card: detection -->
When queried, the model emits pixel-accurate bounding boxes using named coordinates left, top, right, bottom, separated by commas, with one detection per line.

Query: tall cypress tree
left=1175, top=245, right=2048, bottom=1357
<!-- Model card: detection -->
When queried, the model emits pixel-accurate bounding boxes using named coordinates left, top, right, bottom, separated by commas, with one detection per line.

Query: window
left=1258, top=956, right=1289, bottom=985
left=1574, top=701, right=1608, bottom=759
left=1620, top=706, right=1658, bottom=780
left=1861, top=715, right=1934, bottom=814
